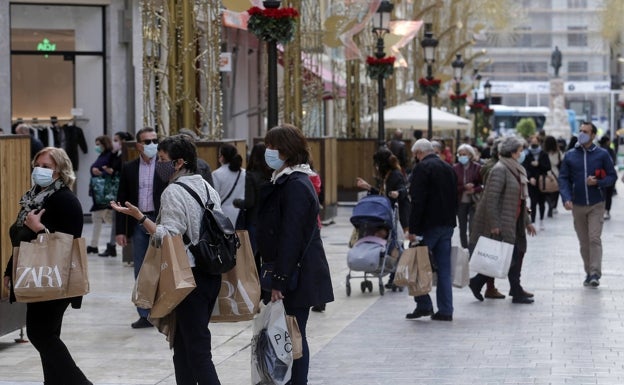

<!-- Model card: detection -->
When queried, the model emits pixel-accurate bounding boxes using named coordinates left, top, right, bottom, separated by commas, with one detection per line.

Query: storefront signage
left=36, top=38, right=56, bottom=58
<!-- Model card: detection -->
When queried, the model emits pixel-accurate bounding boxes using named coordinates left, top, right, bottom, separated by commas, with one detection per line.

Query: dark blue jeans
left=284, top=305, right=310, bottom=385
left=173, top=269, right=222, bottom=385
left=413, top=226, right=454, bottom=316
left=132, top=215, right=156, bottom=318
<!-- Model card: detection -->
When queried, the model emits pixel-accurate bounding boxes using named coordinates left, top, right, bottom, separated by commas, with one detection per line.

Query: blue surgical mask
left=143, top=143, right=158, bottom=159
left=458, top=155, right=469, bottom=165
left=517, top=151, right=526, bottom=164
left=578, top=132, right=591, bottom=145
left=264, top=148, right=285, bottom=170
left=32, top=167, right=55, bottom=187
left=94, top=145, right=103, bottom=154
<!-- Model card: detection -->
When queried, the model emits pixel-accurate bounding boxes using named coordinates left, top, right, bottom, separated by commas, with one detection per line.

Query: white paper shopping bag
left=469, top=236, right=514, bottom=279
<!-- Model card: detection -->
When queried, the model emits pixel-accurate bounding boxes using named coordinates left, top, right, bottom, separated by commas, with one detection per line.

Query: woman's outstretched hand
left=110, top=201, right=142, bottom=220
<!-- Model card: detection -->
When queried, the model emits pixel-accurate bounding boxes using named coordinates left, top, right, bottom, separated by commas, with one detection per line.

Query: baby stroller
left=346, top=195, right=403, bottom=296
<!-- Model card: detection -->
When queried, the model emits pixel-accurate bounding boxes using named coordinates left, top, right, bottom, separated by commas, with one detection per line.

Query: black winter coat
left=4, top=187, right=84, bottom=307
left=256, top=171, right=334, bottom=308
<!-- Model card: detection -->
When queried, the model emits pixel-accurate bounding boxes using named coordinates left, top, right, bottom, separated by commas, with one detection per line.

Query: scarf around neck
left=16, top=179, right=65, bottom=227
left=498, top=157, right=529, bottom=200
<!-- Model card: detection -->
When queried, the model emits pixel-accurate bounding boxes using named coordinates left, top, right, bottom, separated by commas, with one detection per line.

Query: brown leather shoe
left=484, top=287, right=506, bottom=299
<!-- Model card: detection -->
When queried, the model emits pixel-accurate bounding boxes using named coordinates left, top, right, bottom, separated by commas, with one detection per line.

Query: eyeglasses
left=141, top=139, right=159, bottom=145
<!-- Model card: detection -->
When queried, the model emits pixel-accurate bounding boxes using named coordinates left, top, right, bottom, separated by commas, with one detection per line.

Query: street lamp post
left=264, top=0, right=281, bottom=130
left=420, top=26, right=438, bottom=140
left=451, top=54, right=464, bottom=149
left=372, top=0, right=393, bottom=147
left=483, top=79, right=492, bottom=139
left=472, top=69, right=482, bottom=140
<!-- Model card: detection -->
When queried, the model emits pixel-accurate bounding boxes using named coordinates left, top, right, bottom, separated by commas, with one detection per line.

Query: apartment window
left=521, top=62, right=548, bottom=80
left=568, top=61, right=588, bottom=81
left=567, top=0, right=587, bottom=8
left=568, top=26, right=588, bottom=47
left=532, top=33, right=552, bottom=48
left=514, top=27, right=531, bottom=48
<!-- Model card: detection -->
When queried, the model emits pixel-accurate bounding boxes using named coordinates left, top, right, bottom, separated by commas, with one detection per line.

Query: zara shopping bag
left=150, top=235, right=196, bottom=318
left=251, top=300, right=294, bottom=385
left=211, top=230, right=261, bottom=323
left=132, top=242, right=163, bottom=309
left=469, top=236, right=514, bottom=279
left=13, top=231, right=74, bottom=302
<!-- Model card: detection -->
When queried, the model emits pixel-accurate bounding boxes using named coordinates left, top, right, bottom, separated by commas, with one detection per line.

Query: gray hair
left=178, top=128, right=199, bottom=142
left=430, top=140, right=442, bottom=151
left=498, top=136, right=523, bottom=158
left=457, top=143, right=476, bottom=158
left=412, top=138, right=434, bottom=154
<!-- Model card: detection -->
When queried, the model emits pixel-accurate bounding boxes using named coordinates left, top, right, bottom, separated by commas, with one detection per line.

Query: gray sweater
left=154, top=174, right=222, bottom=267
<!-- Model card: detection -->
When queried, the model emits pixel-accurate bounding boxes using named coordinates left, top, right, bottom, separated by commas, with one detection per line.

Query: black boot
left=99, top=243, right=117, bottom=257
left=87, top=246, right=99, bottom=254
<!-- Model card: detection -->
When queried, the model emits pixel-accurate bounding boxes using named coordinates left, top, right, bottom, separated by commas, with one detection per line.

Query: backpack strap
left=174, top=181, right=212, bottom=245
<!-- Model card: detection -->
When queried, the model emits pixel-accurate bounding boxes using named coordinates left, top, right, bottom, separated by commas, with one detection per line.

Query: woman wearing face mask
left=3, top=147, right=92, bottom=385
left=87, top=135, right=116, bottom=255
left=453, top=144, right=483, bottom=250
left=97, top=131, right=135, bottom=258
left=256, top=124, right=334, bottom=384
left=211, top=143, right=246, bottom=229
left=522, top=136, right=551, bottom=230
left=468, top=136, right=537, bottom=305
left=111, top=135, right=223, bottom=385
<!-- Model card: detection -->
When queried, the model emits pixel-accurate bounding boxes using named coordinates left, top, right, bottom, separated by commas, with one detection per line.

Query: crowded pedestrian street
left=2, top=177, right=624, bottom=385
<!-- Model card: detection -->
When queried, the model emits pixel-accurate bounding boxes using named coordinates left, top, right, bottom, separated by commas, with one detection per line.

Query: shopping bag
left=211, top=231, right=261, bottom=322
left=285, top=315, right=303, bottom=360
left=469, top=236, right=514, bottom=279
left=393, top=247, right=417, bottom=287
left=251, top=301, right=293, bottom=385
left=132, top=243, right=162, bottom=309
left=408, top=246, right=432, bottom=297
left=65, top=237, right=90, bottom=298
left=538, top=171, right=559, bottom=193
left=150, top=235, right=196, bottom=318
left=13, top=231, right=74, bottom=302
left=451, top=246, right=470, bottom=288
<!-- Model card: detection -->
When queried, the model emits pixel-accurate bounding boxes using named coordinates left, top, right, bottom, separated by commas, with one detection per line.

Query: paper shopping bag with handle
left=132, top=242, right=162, bottom=309
left=211, top=230, right=261, bottom=322
left=408, top=246, right=432, bottom=297
left=469, top=236, right=514, bottom=279
left=13, top=231, right=74, bottom=302
left=150, top=235, right=196, bottom=318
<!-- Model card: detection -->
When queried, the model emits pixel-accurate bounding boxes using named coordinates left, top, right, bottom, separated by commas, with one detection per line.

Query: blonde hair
left=32, top=147, right=76, bottom=188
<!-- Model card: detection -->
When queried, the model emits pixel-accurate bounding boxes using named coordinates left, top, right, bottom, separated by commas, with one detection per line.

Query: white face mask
left=143, top=143, right=158, bottom=159
left=32, top=167, right=55, bottom=187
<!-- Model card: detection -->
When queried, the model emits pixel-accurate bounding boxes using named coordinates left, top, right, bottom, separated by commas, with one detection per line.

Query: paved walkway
left=2, top=180, right=624, bottom=384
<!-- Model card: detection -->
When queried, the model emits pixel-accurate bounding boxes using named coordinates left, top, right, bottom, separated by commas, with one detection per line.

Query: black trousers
left=471, top=243, right=524, bottom=297
left=26, top=299, right=91, bottom=385
left=173, top=269, right=222, bottom=385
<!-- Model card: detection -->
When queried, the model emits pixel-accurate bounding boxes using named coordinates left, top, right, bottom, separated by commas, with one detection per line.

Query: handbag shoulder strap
left=174, top=181, right=215, bottom=245
left=221, top=170, right=241, bottom=204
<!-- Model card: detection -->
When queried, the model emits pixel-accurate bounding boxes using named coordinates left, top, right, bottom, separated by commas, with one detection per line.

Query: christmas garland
left=418, top=77, right=441, bottom=96
left=450, top=93, right=468, bottom=109
left=469, top=102, right=486, bottom=114
left=366, top=56, right=396, bottom=80
left=247, top=6, right=299, bottom=44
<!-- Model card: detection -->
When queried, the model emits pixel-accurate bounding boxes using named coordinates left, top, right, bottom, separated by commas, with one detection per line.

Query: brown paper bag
left=150, top=235, right=196, bottom=318
left=408, top=246, right=432, bottom=297
left=132, top=243, right=162, bottom=309
left=65, top=237, right=90, bottom=298
left=286, top=315, right=303, bottom=359
left=211, top=230, right=261, bottom=322
left=393, top=247, right=417, bottom=287
left=13, top=231, right=74, bottom=302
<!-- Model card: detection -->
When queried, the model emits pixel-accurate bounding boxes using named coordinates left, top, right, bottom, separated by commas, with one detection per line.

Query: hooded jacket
left=558, top=143, right=616, bottom=206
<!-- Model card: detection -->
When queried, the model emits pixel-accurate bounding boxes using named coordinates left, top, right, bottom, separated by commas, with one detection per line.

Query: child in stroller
left=346, top=195, right=403, bottom=296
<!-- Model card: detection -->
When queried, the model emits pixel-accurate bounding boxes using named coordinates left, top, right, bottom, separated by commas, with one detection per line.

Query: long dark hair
left=373, top=148, right=400, bottom=178
left=220, top=143, right=243, bottom=172
left=543, top=135, right=558, bottom=153
left=247, top=142, right=272, bottom=178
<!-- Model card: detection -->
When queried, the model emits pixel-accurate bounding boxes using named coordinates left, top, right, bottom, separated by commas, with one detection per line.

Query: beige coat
left=469, top=161, right=531, bottom=252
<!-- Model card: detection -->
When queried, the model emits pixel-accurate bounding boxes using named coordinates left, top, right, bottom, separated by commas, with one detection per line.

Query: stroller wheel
left=346, top=282, right=351, bottom=296
left=360, top=281, right=367, bottom=293
left=366, top=281, right=373, bottom=292
left=379, top=282, right=385, bottom=295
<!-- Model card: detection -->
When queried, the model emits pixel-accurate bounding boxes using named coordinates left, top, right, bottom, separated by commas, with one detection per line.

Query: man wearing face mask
left=115, top=127, right=168, bottom=328
left=558, top=122, right=617, bottom=288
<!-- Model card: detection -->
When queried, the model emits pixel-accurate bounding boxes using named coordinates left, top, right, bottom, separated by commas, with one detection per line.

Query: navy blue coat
left=256, top=171, right=334, bottom=308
